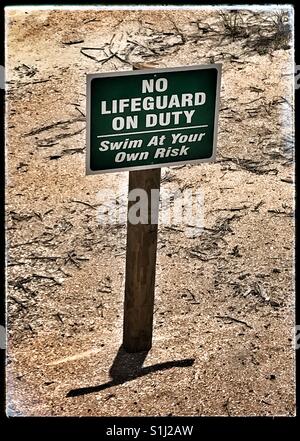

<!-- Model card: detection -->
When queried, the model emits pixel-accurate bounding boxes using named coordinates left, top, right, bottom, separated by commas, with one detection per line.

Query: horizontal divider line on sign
left=96, top=125, right=209, bottom=138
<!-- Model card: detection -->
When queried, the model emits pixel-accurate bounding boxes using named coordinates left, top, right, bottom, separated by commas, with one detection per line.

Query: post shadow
left=66, top=345, right=195, bottom=397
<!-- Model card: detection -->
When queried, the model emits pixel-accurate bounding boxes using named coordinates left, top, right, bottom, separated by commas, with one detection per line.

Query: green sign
left=86, top=65, right=221, bottom=174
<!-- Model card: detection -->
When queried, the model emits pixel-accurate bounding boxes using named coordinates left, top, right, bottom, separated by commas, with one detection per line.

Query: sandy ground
left=5, top=7, right=295, bottom=416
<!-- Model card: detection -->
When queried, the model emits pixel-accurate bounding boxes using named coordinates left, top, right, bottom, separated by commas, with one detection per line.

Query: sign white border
left=86, top=64, right=222, bottom=175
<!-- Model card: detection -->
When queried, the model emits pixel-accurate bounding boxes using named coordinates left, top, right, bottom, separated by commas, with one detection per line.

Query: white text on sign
left=100, top=78, right=207, bottom=131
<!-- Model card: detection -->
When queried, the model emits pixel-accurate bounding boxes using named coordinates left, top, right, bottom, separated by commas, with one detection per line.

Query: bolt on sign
left=86, top=64, right=221, bottom=174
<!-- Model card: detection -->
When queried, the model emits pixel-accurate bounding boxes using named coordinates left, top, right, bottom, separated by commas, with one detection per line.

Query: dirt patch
left=6, top=7, right=295, bottom=416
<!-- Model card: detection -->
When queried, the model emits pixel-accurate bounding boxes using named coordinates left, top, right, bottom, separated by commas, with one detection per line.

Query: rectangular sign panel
left=86, top=64, right=221, bottom=174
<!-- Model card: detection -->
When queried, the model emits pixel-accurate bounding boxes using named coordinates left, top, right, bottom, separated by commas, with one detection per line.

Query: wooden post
left=123, top=63, right=161, bottom=353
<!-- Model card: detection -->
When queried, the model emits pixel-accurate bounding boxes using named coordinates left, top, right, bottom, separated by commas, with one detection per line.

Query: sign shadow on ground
left=66, top=345, right=195, bottom=397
